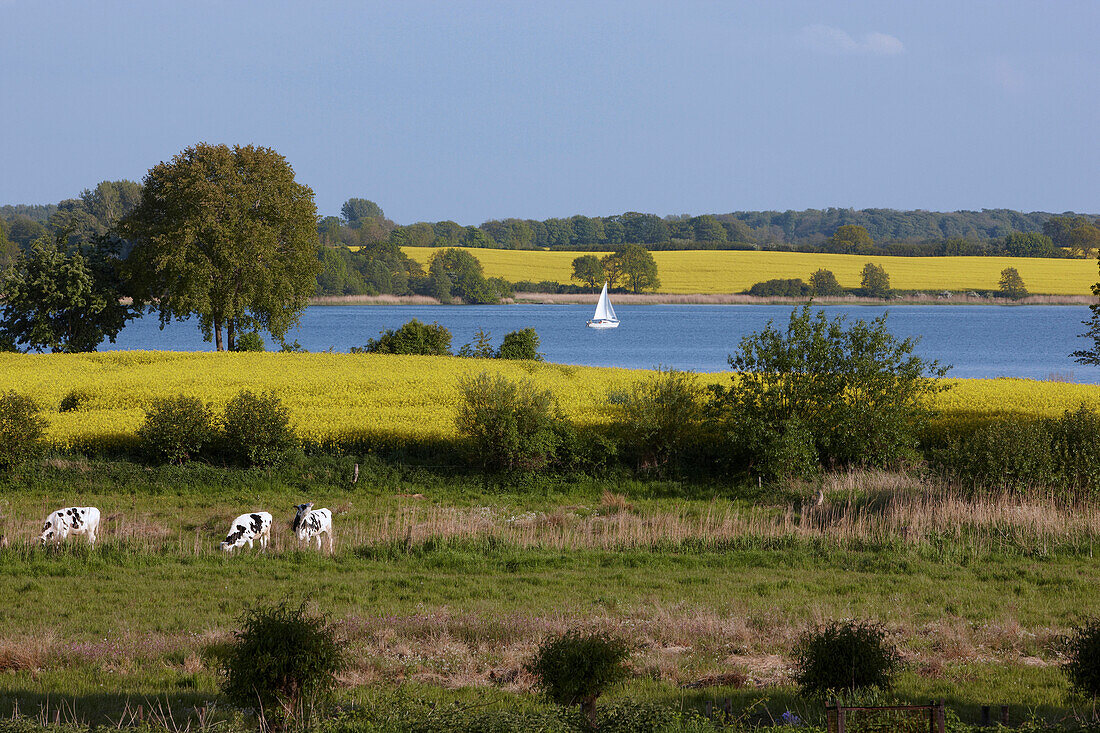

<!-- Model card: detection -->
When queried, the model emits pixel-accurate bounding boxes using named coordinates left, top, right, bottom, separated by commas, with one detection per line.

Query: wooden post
left=704, top=700, right=712, bottom=718
left=1000, top=705, right=1009, bottom=725
left=981, top=705, right=990, bottom=726
left=935, top=700, right=946, bottom=733
left=837, top=706, right=846, bottom=733
left=723, top=698, right=732, bottom=719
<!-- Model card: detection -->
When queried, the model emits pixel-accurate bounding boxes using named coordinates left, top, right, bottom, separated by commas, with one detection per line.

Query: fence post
left=1000, top=705, right=1009, bottom=725
left=837, top=705, right=846, bottom=733
left=723, top=698, right=732, bottom=720
left=981, top=705, right=990, bottom=726
left=935, top=700, right=946, bottom=733
left=704, top=700, right=712, bottom=719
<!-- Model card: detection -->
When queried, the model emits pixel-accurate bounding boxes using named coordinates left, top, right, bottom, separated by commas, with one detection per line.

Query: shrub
left=860, top=263, right=891, bottom=298
left=999, top=267, right=1028, bottom=300
left=220, top=601, right=346, bottom=730
left=498, top=328, right=544, bottom=361
left=233, top=331, right=266, bottom=352
left=58, top=389, right=91, bottom=413
left=937, top=417, right=1054, bottom=491
left=359, top=319, right=452, bottom=355
left=137, top=395, right=214, bottom=464
left=1064, top=617, right=1100, bottom=698
left=714, top=305, right=948, bottom=472
left=810, top=268, right=845, bottom=297
left=525, top=629, right=632, bottom=725
left=746, top=278, right=811, bottom=297
left=1047, top=405, right=1100, bottom=494
left=0, top=391, right=46, bottom=469
left=793, top=620, right=901, bottom=695
left=455, top=372, right=564, bottom=472
left=222, top=390, right=298, bottom=466
left=456, top=328, right=495, bottom=358
left=607, top=368, right=705, bottom=473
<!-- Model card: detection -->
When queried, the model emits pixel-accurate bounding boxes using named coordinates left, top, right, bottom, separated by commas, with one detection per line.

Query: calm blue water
left=102, top=305, right=1097, bottom=382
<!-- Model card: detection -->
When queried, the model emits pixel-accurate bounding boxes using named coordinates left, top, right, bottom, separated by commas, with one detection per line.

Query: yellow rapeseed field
left=401, top=247, right=1097, bottom=295
left=3, top=352, right=1099, bottom=451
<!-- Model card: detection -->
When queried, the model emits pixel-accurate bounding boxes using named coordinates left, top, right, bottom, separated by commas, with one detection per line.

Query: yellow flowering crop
left=2, top=352, right=1098, bottom=451
left=401, top=247, right=1098, bottom=296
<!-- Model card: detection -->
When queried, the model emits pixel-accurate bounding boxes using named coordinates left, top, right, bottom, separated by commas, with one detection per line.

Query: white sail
left=587, top=283, right=619, bottom=328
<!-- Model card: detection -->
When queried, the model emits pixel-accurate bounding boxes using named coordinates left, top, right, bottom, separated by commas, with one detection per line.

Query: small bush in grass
left=607, top=368, right=705, bottom=473
left=1065, top=617, right=1100, bottom=698
left=1048, top=405, right=1100, bottom=495
left=221, top=601, right=345, bottom=731
left=455, top=372, right=565, bottom=472
left=0, top=391, right=46, bottom=469
left=222, top=390, right=298, bottom=466
left=525, top=629, right=632, bottom=725
left=58, top=389, right=91, bottom=413
left=137, top=395, right=214, bottom=464
left=793, top=620, right=900, bottom=695
left=936, top=417, right=1054, bottom=491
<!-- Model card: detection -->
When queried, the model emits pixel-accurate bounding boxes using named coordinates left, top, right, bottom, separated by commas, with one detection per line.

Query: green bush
left=1047, top=405, right=1100, bottom=495
left=498, top=328, right=544, bottom=360
left=746, top=278, right=811, bottom=297
left=233, top=331, right=266, bottom=352
left=607, top=369, right=705, bottom=473
left=136, top=394, right=214, bottom=464
left=220, top=601, right=346, bottom=731
left=58, top=389, right=91, bottom=413
left=810, top=268, right=845, bottom=297
left=936, top=417, right=1054, bottom=492
left=714, top=305, right=948, bottom=472
left=1064, top=617, right=1100, bottom=698
left=793, top=620, right=901, bottom=695
left=0, top=391, right=46, bottom=469
left=456, top=328, right=496, bottom=358
left=455, top=372, right=564, bottom=472
left=222, top=390, right=298, bottom=466
left=359, top=319, right=452, bottom=355
left=525, top=629, right=632, bottom=725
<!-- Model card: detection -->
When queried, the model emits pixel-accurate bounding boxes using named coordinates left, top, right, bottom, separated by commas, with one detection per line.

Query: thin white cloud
left=799, top=25, right=905, bottom=56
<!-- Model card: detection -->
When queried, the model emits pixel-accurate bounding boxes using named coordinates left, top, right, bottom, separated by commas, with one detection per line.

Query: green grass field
left=1, top=460, right=1098, bottom=730
left=401, top=246, right=1099, bottom=295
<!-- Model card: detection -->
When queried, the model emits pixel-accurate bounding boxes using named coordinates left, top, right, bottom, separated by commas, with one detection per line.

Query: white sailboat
left=586, top=282, right=619, bottom=329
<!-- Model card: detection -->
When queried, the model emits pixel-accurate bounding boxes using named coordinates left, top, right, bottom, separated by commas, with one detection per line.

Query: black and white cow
left=220, top=512, right=272, bottom=553
left=39, top=507, right=101, bottom=547
left=291, top=503, right=333, bottom=552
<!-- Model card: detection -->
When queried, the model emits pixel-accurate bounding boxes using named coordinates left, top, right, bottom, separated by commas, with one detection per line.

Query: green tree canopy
left=427, top=248, right=497, bottom=304
left=827, top=224, right=874, bottom=254
left=605, top=244, right=660, bottom=293
left=120, top=143, right=321, bottom=351
left=860, top=262, right=891, bottom=298
left=809, top=268, right=845, bottom=296
left=998, top=267, right=1028, bottom=300
left=1003, top=231, right=1059, bottom=258
left=340, top=198, right=384, bottom=225
left=571, top=254, right=605, bottom=289
left=0, top=235, right=140, bottom=352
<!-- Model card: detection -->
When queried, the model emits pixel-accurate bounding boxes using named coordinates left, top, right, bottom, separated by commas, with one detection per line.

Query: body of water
left=101, top=304, right=1098, bottom=383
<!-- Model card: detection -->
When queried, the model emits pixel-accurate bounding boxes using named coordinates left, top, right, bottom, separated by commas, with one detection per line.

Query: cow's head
left=291, top=503, right=314, bottom=532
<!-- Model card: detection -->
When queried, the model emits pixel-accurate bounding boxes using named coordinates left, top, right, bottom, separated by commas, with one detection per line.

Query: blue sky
left=1, top=1, right=1097, bottom=223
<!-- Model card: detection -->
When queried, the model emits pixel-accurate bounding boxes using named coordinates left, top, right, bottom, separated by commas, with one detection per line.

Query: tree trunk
left=227, top=320, right=235, bottom=351
left=214, top=316, right=224, bottom=351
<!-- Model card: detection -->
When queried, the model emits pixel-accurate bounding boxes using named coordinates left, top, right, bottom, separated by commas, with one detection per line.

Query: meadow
left=401, top=247, right=1099, bottom=296
left=4, top=351, right=1100, bottom=453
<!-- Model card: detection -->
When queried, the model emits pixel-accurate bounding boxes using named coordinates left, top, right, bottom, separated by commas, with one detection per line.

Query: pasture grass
left=401, top=246, right=1100, bottom=295
left=1, top=461, right=1099, bottom=726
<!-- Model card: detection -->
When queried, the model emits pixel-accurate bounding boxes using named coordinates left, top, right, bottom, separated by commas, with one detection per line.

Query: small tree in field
left=860, top=263, right=891, bottom=299
left=455, top=372, right=563, bottom=471
left=526, top=629, right=632, bottom=726
left=1064, top=617, right=1100, bottom=699
left=0, top=392, right=46, bottom=470
left=794, top=620, right=901, bottom=695
left=497, top=328, right=544, bottom=360
left=810, top=268, right=845, bottom=297
left=999, top=267, right=1028, bottom=300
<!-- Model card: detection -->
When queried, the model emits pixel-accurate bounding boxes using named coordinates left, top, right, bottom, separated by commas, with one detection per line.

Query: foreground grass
left=401, top=247, right=1099, bottom=295
left=1, top=461, right=1099, bottom=727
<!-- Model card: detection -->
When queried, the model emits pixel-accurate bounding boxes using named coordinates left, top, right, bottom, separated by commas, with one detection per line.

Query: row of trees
left=569, top=244, right=660, bottom=292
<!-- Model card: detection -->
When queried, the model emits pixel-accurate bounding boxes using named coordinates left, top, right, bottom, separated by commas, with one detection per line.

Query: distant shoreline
left=308, top=292, right=1096, bottom=306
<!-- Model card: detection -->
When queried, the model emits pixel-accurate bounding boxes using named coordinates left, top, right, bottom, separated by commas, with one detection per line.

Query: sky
left=1, top=0, right=1098, bottom=223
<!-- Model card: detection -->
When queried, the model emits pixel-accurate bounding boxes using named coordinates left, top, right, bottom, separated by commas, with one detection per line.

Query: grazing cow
left=291, top=503, right=333, bottom=552
left=220, top=512, right=272, bottom=553
left=39, top=507, right=101, bottom=547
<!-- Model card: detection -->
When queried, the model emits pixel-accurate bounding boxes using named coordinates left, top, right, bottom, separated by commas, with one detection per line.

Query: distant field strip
left=401, top=247, right=1097, bottom=295
left=4, top=352, right=1100, bottom=450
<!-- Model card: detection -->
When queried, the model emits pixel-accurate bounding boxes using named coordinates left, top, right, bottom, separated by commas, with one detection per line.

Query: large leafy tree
left=340, top=198, right=383, bottom=225
left=826, top=224, right=874, bottom=254
left=571, top=254, right=604, bottom=289
left=427, top=248, right=497, bottom=303
left=0, top=235, right=140, bottom=352
left=604, top=244, right=660, bottom=293
left=120, top=143, right=320, bottom=351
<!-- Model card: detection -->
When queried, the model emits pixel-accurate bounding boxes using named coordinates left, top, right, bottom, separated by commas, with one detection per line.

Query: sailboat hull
left=586, top=320, right=619, bottom=329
